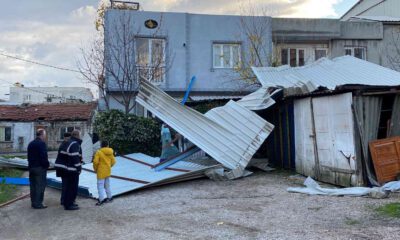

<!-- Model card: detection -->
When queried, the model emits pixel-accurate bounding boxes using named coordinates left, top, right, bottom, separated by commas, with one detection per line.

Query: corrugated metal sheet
left=190, top=95, right=245, bottom=101
left=252, top=56, right=400, bottom=94
left=47, top=153, right=220, bottom=198
left=136, top=80, right=274, bottom=173
left=236, top=87, right=279, bottom=111
left=81, top=133, right=94, bottom=164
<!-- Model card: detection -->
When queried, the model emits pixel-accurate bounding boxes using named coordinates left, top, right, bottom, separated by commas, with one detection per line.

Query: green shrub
left=93, top=110, right=161, bottom=156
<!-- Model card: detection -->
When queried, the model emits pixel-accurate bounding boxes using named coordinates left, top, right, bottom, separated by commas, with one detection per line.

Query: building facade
left=8, top=86, right=94, bottom=105
left=104, top=5, right=400, bottom=115
left=0, top=103, right=97, bottom=152
left=104, top=10, right=272, bottom=114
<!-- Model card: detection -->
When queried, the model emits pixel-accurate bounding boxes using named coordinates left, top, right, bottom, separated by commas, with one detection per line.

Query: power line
left=0, top=51, right=81, bottom=73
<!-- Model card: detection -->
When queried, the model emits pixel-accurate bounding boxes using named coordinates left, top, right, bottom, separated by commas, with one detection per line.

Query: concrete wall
left=342, top=0, right=400, bottom=21
left=0, top=122, right=34, bottom=153
left=105, top=10, right=272, bottom=93
left=341, top=0, right=383, bottom=21
left=0, top=121, right=91, bottom=152
left=9, top=87, right=94, bottom=104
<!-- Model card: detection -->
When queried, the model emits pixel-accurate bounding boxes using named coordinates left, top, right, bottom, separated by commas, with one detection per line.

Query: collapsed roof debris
left=252, top=56, right=400, bottom=96
left=47, top=77, right=276, bottom=197
left=136, top=80, right=274, bottom=178
left=47, top=152, right=221, bottom=198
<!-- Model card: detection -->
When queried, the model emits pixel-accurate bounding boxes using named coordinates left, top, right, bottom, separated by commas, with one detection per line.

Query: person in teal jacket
left=159, top=124, right=181, bottom=162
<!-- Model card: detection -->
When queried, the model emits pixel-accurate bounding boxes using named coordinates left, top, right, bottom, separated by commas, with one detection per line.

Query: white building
left=8, top=86, right=94, bottom=104
left=341, top=0, right=400, bottom=21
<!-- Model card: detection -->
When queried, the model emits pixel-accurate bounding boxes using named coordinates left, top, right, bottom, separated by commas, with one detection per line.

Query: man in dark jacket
left=27, top=129, right=49, bottom=209
left=54, top=130, right=82, bottom=210
left=55, top=132, right=71, bottom=206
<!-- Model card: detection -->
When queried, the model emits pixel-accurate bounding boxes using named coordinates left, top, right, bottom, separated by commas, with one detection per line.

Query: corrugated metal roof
left=47, top=153, right=220, bottom=198
left=350, top=16, right=400, bottom=22
left=237, top=87, right=280, bottom=110
left=189, top=95, right=245, bottom=101
left=136, top=81, right=274, bottom=173
left=252, top=56, right=400, bottom=93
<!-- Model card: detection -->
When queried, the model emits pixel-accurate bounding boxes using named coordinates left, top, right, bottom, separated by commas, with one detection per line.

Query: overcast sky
left=0, top=0, right=358, bottom=100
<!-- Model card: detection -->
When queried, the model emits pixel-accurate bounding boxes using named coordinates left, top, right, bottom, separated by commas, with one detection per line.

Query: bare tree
left=78, top=36, right=109, bottom=110
left=232, top=5, right=277, bottom=87
left=79, top=5, right=169, bottom=114
left=385, top=27, right=400, bottom=71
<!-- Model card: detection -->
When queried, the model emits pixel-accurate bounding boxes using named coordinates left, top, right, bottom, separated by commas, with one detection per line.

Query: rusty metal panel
left=369, top=136, right=400, bottom=184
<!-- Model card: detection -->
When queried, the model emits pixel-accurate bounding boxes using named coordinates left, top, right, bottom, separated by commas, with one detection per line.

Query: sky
left=0, top=0, right=358, bottom=100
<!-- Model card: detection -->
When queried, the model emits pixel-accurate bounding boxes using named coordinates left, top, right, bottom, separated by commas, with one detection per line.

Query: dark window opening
left=0, top=127, right=12, bottom=141
left=281, top=49, right=288, bottom=65
left=377, top=95, right=396, bottom=139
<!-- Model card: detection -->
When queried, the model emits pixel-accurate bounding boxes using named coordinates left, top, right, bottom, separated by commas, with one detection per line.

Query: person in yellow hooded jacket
left=93, top=141, right=116, bottom=205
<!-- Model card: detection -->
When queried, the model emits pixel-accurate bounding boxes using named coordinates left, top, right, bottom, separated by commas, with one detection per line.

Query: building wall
left=104, top=10, right=272, bottom=93
left=341, top=0, right=385, bottom=21
left=330, top=39, right=381, bottom=64
left=0, top=121, right=91, bottom=152
left=9, top=87, right=94, bottom=104
left=342, top=0, right=400, bottom=20
left=0, top=122, right=34, bottom=153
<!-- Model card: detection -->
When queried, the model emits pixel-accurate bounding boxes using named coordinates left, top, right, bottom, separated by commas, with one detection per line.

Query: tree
left=79, top=3, right=169, bottom=114
left=385, top=26, right=400, bottom=72
left=233, top=5, right=276, bottom=87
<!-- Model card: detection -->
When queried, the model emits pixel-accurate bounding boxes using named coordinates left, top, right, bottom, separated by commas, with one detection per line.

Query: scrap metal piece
left=236, top=87, right=276, bottom=110
left=81, top=133, right=94, bottom=163
left=136, top=80, right=274, bottom=173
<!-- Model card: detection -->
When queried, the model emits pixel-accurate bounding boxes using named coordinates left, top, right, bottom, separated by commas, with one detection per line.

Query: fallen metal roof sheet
left=189, top=95, right=245, bottom=101
left=252, top=56, right=400, bottom=94
left=237, top=87, right=280, bottom=110
left=136, top=80, right=274, bottom=173
left=47, top=153, right=220, bottom=198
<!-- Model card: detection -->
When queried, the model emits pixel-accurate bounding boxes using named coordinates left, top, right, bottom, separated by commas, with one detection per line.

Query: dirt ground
left=1, top=171, right=400, bottom=240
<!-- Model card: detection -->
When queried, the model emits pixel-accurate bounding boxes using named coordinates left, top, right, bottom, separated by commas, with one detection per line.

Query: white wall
left=0, top=122, right=34, bottom=152
left=9, top=87, right=94, bottom=104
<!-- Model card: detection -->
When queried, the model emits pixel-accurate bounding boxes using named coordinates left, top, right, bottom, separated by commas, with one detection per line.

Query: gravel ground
left=1, top=171, right=400, bottom=240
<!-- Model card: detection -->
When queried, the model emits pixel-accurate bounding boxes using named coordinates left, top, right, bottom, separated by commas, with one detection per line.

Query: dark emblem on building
left=145, top=19, right=158, bottom=29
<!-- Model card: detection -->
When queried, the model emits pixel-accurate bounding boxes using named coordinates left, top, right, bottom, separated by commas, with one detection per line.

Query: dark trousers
left=63, top=173, right=79, bottom=208
left=60, top=176, right=67, bottom=205
left=29, top=167, right=47, bottom=207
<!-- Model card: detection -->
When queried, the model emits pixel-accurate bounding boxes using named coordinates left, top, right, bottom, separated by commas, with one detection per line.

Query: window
left=281, top=48, right=305, bottom=67
left=136, top=38, right=166, bottom=84
left=213, top=43, right=241, bottom=68
left=345, top=47, right=366, bottom=60
left=59, top=126, right=80, bottom=140
left=23, top=94, right=31, bottom=102
left=0, top=126, right=12, bottom=142
left=315, top=49, right=328, bottom=60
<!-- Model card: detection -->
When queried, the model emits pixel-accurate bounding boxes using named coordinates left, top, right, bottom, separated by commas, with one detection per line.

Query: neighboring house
left=341, top=0, right=400, bottom=21
left=104, top=4, right=400, bottom=115
left=104, top=9, right=272, bottom=114
left=340, top=0, right=400, bottom=71
left=0, top=103, right=97, bottom=153
left=8, top=86, right=94, bottom=104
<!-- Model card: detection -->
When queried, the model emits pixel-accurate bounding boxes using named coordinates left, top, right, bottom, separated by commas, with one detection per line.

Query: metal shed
left=252, top=56, right=400, bottom=186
